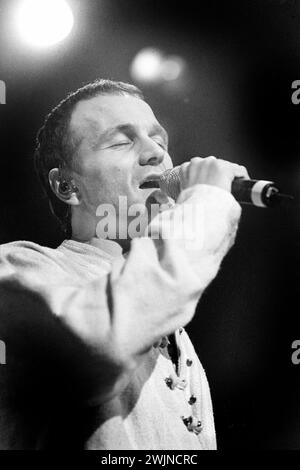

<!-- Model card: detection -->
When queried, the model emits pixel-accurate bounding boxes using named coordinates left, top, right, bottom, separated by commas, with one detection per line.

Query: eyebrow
left=92, top=123, right=169, bottom=149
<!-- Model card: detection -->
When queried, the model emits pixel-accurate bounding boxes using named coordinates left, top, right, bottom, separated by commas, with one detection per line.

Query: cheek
left=76, top=152, right=137, bottom=204
left=80, top=169, right=132, bottom=208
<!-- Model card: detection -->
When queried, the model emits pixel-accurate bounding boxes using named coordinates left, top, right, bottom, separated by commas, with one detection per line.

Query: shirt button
left=181, top=415, right=192, bottom=428
left=188, top=395, right=197, bottom=405
left=186, top=359, right=193, bottom=367
left=181, top=415, right=203, bottom=434
left=165, top=376, right=176, bottom=390
left=193, top=421, right=203, bottom=435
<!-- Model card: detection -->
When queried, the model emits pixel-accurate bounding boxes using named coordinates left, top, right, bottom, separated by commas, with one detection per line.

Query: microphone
left=159, top=167, right=293, bottom=208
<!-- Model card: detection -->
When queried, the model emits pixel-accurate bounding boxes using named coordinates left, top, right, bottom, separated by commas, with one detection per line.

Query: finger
left=216, top=160, right=249, bottom=179
left=178, top=161, right=190, bottom=180
left=232, top=164, right=250, bottom=179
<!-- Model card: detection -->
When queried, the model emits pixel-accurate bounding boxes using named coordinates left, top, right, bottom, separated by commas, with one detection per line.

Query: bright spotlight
left=15, top=0, right=74, bottom=48
left=130, top=48, right=164, bottom=84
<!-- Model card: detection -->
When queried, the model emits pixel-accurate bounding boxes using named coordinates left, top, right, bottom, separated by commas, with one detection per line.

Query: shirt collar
left=89, top=237, right=124, bottom=259
left=60, top=237, right=124, bottom=262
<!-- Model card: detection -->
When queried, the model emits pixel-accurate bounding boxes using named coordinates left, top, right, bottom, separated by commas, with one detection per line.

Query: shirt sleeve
left=0, top=184, right=241, bottom=405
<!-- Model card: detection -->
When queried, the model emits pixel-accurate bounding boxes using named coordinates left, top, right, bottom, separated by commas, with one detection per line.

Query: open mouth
left=139, top=180, right=160, bottom=189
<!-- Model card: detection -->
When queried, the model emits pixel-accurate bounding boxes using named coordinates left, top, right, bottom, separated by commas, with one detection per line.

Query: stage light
left=130, top=48, right=164, bottom=84
left=15, top=0, right=74, bottom=48
left=161, top=56, right=185, bottom=82
left=130, top=48, right=186, bottom=86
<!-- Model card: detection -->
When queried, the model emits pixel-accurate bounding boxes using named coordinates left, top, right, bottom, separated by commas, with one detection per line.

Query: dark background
left=0, top=0, right=299, bottom=449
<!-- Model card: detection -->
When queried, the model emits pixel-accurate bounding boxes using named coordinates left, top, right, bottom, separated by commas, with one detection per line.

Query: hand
left=179, top=156, right=250, bottom=193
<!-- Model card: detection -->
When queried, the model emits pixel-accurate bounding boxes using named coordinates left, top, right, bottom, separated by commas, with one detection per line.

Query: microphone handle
left=159, top=168, right=292, bottom=208
left=231, top=178, right=279, bottom=207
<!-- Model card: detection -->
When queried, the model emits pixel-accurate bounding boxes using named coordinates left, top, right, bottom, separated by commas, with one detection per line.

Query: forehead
left=69, top=94, right=159, bottom=139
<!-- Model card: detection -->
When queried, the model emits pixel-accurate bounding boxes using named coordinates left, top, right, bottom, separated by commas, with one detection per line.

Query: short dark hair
left=34, top=79, right=144, bottom=237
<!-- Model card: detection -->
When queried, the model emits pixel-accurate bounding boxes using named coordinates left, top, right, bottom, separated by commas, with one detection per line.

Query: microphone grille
left=159, top=167, right=181, bottom=200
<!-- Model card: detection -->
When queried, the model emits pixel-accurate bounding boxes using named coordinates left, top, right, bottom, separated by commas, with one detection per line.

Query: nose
left=138, top=138, right=165, bottom=166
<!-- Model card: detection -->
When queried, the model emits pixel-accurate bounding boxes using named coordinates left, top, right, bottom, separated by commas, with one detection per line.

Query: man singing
left=0, top=79, right=248, bottom=449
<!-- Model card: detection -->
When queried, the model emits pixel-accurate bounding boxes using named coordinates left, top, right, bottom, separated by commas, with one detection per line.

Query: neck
left=71, top=208, right=131, bottom=254
left=71, top=206, right=95, bottom=242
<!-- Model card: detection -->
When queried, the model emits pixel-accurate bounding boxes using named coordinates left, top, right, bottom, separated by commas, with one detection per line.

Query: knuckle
left=235, top=164, right=249, bottom=176
left=206, top=155, right=217, bottom=161
left=190, top=156, right=202, bottom=165
left=205, top=156, right=218, bottom=167
left=190, top=156, right=202, bottom=161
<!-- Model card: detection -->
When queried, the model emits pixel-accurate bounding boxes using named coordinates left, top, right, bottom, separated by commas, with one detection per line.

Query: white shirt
left=0, top=184, right=241, bottom=449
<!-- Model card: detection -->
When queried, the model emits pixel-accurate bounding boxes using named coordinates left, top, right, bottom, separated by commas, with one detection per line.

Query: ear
left=48, top=168, right=81, bottom=206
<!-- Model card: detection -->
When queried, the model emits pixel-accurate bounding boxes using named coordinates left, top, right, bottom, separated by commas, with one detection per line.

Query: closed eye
left=108, top=141, right=131, bottom=148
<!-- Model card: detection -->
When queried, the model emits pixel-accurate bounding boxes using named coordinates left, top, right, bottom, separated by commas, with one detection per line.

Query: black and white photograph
left=0, top=0, right=299, bottom=454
